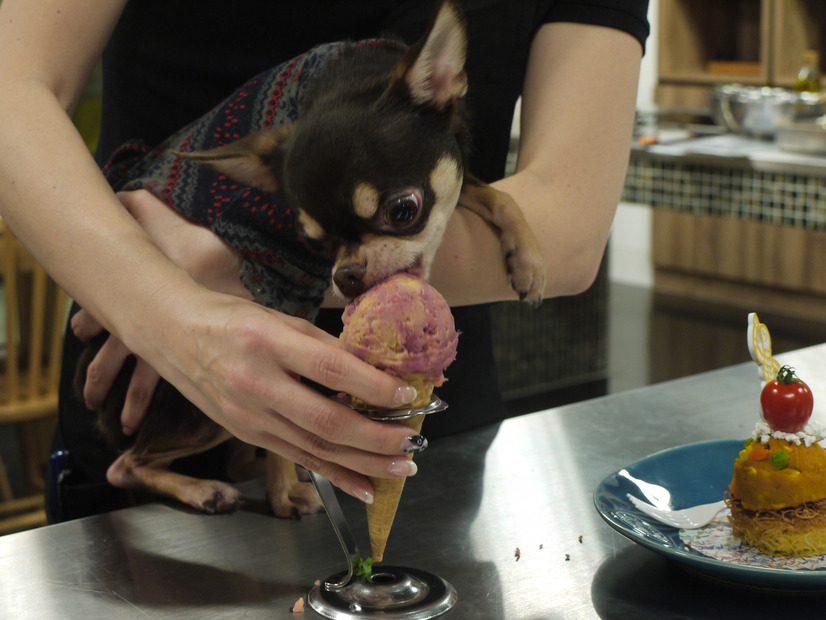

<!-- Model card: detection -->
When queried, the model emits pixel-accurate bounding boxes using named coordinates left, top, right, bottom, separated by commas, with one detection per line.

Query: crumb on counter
left=291, top=597, right=305, bottom=613
left=514, top=547, right=521, bottom=561
left=578, top=535, right=583, bottom=544
left=565, top=554, right=571, bottom=561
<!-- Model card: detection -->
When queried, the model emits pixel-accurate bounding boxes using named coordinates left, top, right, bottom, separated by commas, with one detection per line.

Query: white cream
left=750, top=420, right=826, bottom=447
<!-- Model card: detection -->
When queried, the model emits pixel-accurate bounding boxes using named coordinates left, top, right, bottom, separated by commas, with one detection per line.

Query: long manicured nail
left=402, top=435, right=428, bottom=454
left=394, top=385, right=418, bottom=405
left=295, top=466, right=311, bottom=483
left=353, top=486, right=374, bottom=504
left=388, top=459, right=418, bottom=477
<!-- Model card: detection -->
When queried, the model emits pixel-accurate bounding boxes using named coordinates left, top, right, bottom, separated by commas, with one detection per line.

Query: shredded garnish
left=726, top=496, right=826, bottom=556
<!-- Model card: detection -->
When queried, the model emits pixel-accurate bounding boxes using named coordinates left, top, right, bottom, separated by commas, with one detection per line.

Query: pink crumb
left=291, top=597, right=305, bottom=613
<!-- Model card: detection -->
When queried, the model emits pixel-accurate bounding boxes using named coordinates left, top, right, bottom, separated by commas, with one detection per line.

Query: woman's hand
left=72, top=309, right=160, bottom=436
left=155, top=294, right=421, bottom=504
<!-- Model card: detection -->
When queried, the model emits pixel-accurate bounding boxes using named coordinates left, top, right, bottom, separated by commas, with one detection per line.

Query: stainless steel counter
left=631, top=132, right=826, bottom=178
left=3, top=344, right=826, bottom=619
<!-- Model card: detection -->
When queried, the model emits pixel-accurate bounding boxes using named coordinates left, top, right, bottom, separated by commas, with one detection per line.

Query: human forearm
left=0, top=0, right=195, bottom=349
left=0, top=82, right=205, bottom=349
left=430, top=23, right=642, bottom=306
left=512, top=23, right=642, bottom=294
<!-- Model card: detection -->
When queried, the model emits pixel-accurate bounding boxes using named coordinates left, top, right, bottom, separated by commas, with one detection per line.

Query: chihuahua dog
left=78, top=0, right=545, bottom=518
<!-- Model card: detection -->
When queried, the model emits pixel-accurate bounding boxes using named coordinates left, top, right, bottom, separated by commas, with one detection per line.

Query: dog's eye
left=379, top=191, right=422, bottom=231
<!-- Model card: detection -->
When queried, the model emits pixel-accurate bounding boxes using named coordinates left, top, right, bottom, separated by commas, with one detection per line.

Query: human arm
left=427, top=22, right=643, bottom=305
left=0, top=0, right=422, bottom=502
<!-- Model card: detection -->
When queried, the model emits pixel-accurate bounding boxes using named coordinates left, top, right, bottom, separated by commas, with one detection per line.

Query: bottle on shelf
left=794, top=50, right=821, bottom=93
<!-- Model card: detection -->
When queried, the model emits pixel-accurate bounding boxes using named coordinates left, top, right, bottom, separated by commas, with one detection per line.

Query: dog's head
left=176, top=0, right=468, bottom=299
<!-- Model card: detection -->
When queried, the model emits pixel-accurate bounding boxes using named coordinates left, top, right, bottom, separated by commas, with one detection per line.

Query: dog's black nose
left=334, top=263, right=367, bottom=297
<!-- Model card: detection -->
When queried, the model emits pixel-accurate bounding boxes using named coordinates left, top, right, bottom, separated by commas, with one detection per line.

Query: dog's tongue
left=338, top=272, right=458, bottom=562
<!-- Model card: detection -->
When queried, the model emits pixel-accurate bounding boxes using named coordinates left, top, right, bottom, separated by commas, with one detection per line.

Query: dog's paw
left=189, top=481, right=243, bottom=514
left=267, top=481, right=323, bottom=519
left=506, top=239, right=546, bottom=306
left=458, top=181, right=546, bottom=305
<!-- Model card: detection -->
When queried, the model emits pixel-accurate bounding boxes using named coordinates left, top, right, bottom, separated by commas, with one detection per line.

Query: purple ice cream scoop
left=340, top=273, right=458, bottom=406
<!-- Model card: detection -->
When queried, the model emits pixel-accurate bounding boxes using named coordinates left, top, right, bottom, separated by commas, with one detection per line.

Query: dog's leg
left=225, top=439, right=267, bottom=482
left=107, top=448, right=243, bottom=514
left=459, top=177, right=546, bottom=304
left=265, top=452, right=323, bottom=519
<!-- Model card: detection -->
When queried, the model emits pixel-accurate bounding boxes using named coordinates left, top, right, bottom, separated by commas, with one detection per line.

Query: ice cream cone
left=366, top=413, right=425, bottom=563
left=340, top=274, right=458, bottom=562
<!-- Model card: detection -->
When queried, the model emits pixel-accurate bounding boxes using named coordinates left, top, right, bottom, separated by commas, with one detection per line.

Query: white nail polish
left=354, top=488, right=374, bottom=504
left=388, top=459, right=417, bottom=477
left=394, top=386, right=417, bottom=405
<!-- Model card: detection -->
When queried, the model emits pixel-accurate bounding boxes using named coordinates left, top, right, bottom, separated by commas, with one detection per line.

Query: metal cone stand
left=307, top=397, right=457, bottom=619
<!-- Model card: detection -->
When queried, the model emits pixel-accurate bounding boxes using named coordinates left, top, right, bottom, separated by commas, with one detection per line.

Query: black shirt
left=98, top=0, right=649, bottom=180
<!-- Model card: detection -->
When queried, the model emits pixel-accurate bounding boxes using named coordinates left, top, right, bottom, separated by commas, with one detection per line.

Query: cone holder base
left=307, top=395, right=455, bottom=618
left=308, top=565, right=457, bottom=619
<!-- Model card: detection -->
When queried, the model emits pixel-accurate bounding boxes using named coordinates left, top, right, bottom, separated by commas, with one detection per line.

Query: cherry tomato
left=761, top=365, right=814, bottom=433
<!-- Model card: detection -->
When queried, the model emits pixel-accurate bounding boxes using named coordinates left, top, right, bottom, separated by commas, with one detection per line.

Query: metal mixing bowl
left=708, top=84, right=826, bottom=139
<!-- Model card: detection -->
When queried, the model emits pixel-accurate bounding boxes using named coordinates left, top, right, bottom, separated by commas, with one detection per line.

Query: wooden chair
left=0, top=220, right=68, bottom=535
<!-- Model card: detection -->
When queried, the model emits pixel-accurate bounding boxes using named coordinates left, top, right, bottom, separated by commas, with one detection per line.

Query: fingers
left=120, top=359, right=161, bottom=435
left=118, top=190, right=249, bottom=298
left=272, top=378, right=424, bottom=457
left=252, top=411, right=425, bottom=504
left=70, top=308, right=104, bottom=342
left=280, top=315, right=419, bottom=411
left=72, top=305, right=160, bottom=434
left=202, top=336, right=426, bottom=502
left=211, top=313, right=425, bottom=461
left=264, top=432, right=378, bottom=503
left=83, top=335, right=132, bottom=410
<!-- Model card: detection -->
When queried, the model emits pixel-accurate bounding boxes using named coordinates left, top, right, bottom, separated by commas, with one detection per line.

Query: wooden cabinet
left=657, top=0, right=826, bottom=108
left=624, top=150, right=826, bottom=323
left=652, top=210, right=826, bottom=321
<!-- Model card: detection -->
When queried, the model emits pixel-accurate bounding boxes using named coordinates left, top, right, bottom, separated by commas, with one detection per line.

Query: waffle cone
left=366, top=413, right=425, bottom=562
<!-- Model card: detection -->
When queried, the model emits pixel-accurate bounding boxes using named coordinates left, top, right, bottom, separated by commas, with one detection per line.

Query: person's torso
left=99, top=0, right=553, bottom=182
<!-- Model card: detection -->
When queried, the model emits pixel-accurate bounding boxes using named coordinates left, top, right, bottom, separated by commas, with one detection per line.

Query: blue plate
left=594, top=439, right=826, bottom=589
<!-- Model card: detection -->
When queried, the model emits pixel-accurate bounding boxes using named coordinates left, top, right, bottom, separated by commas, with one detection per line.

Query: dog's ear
left=172, top=124, right=294, bottom=192
left=394, top=0, right=467, bottom=109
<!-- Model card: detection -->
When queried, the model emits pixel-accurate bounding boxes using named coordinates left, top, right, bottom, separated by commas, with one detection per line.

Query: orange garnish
left=749, top=444, right=770, bottom=461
